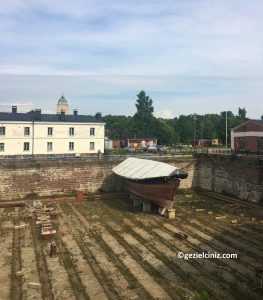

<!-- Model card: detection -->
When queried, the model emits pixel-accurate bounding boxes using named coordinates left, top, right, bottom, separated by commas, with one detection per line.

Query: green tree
left=103, top=115, right=135, bottom=139
left=134, top=91, right=154, bottom=135
left=238, top=107, right=246, bottom=120
left=151, top=118, right=179, bottom=145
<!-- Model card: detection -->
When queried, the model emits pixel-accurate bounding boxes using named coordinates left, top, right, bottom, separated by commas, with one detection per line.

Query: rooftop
left=112, top=157, right=188, bottom=180
left=58, top=94, right=68, bottom=105
left=0, top=112, right=104, bottom=123
left=232, top=119, right=263, bottom=131
left=251, top=119, right=263, bottom=125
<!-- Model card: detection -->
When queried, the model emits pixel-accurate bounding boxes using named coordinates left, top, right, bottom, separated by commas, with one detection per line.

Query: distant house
left=0, top=96, right=105, bottom=156
left=231, top=119, right=263, bottom=152
left=104, top=138, right=125, bottom=149
left=211, top=139, right=219, bottom=146
left=126, top=137, right=158, bottom=149
left=191, top=139, right=212, bottom=147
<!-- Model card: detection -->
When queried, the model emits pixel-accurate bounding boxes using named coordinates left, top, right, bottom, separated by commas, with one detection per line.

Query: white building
left=0, top=96, right=105, bottom=156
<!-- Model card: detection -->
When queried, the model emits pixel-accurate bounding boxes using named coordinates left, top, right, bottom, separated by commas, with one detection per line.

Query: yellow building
left=212, top=139, right=219, bottom=145
left=0, top=96, right=105, bottom=156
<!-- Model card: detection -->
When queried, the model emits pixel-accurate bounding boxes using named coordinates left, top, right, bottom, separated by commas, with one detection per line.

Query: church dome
left=58, top=94, right=68, bottom=105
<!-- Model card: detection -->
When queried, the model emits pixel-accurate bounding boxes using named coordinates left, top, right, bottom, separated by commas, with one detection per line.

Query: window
left=0, top=143, right=4, bottom=152
left=258, top=138, right=263, bottom=151
left=90, top=128, right=95, bottom=136
left=47, top=142, right=53, bottom=152
left=24, top=127, right=30, bottom=136
left=0, top=127, right=6, bottom=136
left=48, top=127, right=53, bottom=136
left=24, top=142, right=30, bottom=151
left=239, top=137, right=245, bottom=150
left=69, top=142, right=74, bottom=151
left=69, top=127, right=74, bottom=136
left=90, top=142, right=95, bottom=150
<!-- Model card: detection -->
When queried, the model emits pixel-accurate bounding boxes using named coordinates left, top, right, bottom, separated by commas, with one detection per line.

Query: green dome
left=58, top=94, right=68, bottom=104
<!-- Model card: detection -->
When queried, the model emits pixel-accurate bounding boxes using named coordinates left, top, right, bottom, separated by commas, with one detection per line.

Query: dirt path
left=189, top=219, right=262, bottom=260
left=180, top=223, right=257, bottom=277
left=0, top=220, right=13, bottom=300
left=0, top=208, right=4, bottom=216
left=69, top=203, right=172, bottom=300
left=84, top=199, right=255, bottom=299
left=31, top=222, right=55, bottom=299
left=11, top=218, right=22, bottom=300
left=177, top=205, right=263, bottom=250
left=110, top=199, right=261, bottom=299
left=45, top=252, right=76, bottom=299
left=163, top=222, right=256, bottom=282
left=176, top=195, right=263, bottom=244
left=66, top=204, right=140, bottom=300
left=55, top=232, right=88, bottom=300
left=101, top=231, right=172, bottom=300
left=57, top=210, right=109, bottom=300
left=102, top=205, right=237, bottom=300
left=20, top=222, right=42, bottom=299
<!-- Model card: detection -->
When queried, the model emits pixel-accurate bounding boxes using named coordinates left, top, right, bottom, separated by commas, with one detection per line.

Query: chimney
left=60, top=110, right=65, bottom=121
left=12, top=106, right=17, bottom=114
left=95, top=112, right=102, bottom=119
left=73, top=109, right=78, bottom=116
left=34, top=109, right=42, bottom=120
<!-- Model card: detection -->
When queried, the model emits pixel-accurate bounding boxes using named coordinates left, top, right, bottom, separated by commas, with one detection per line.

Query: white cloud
left=0, top=0, right=262, bottom=118
left=155, top=109, right=174, bottom=119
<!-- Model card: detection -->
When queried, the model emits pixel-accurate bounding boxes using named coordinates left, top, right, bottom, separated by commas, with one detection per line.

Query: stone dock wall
left=0, top=154, right=262, bottom=203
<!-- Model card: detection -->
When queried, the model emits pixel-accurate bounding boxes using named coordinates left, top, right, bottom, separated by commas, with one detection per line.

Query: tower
left=57, top=94, right=69, bottom=114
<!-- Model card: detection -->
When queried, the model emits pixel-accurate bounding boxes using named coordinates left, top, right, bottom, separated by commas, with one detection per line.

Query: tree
left=103, top=115, right=135, bottom=139
left=150, top=118, right=179, bottom=145
left=134, top=91, right=154, bottom=135
left=238, top=107, right=246, bottom=120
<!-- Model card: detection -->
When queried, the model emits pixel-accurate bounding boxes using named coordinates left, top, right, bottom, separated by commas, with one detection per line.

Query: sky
left=0, top=0, right=262, bottom=118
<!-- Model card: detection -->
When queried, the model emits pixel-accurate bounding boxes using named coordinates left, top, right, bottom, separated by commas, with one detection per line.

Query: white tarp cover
left=112, top=157, right=181, bottom=180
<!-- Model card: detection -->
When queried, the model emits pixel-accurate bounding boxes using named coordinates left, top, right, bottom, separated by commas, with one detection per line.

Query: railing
left=0, top=148, right=262, bottom=162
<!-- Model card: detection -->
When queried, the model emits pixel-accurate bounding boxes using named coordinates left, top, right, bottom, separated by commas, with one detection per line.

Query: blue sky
left=0, top=0, right=262, bottom=118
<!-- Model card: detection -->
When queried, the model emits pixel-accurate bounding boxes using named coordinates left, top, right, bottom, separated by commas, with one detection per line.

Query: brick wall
left=234, top=136, right=260, bottom=152
left=0, top=157, right=195, bottom=200
left=0, top=155, right=262, bottom=203
left=194, top=154, right=263, bottom=203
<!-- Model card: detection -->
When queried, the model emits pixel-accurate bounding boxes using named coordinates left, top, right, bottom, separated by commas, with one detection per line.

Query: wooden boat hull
left=127, top=179, right=180, bottom=209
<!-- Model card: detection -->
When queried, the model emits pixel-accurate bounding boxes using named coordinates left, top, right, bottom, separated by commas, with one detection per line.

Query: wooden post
left=76, top=191, right=84, bottom=203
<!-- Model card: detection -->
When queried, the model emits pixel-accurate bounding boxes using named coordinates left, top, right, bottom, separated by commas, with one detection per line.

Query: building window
left=0, top=143, right=4, bottom=152
left=24, top=142, right=30, bottom=151
left=90, top=142, right=95, bottom=150
left=69, top=127, right=74, bottom=136
left=90, top=128, right=95, bottom=136
left=239, top=137, right=245, bottom=150
left=24, top=127, right=30, bottom=136
left=47, top=142, right=53, bottom=152
left=69, top=142, right=74, bottom=151
left=48, top=127, right=53, bottom=136
left=258, top=138, right=263, bottom=151
left=0, top=127, right=6, bottom=136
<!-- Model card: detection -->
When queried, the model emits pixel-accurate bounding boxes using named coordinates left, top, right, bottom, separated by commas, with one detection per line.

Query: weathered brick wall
left=0, top=157, right=195, bottom=200
left=234, top=136, right=260, bottom=151
left=0, top=155, right=262, bottom=203
left=194, top=154, right=263, bottom=203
